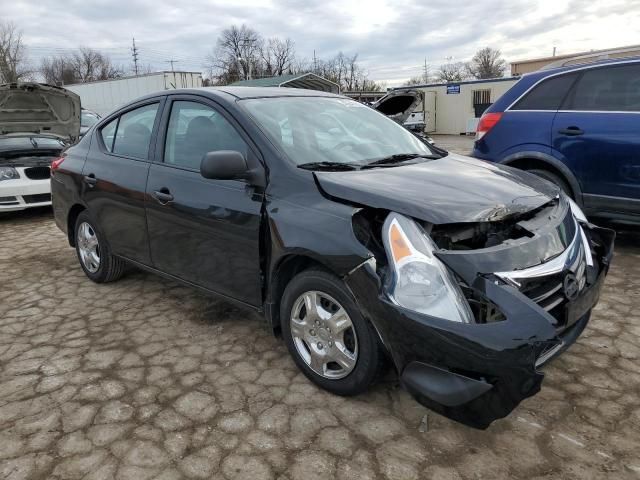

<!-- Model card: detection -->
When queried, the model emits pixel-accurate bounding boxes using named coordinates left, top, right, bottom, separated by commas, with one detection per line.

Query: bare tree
left=0, top=21, right=31, bottom=83
left=206, top=24, right=262, bottom=83
left=71, top=47, right=122, bottom=82
left=261, top=37, right=295, bottom=76
left=404, top=75, right=425, bottom=86
left=40, top=47, right=122, bottom=85
left=435, top=62, right=467, bottom=83
left=205, top=24, right=384, bottom=91
left=467, top=47, right=506, bottom=79
left=40, top=56, right=76, bottom=85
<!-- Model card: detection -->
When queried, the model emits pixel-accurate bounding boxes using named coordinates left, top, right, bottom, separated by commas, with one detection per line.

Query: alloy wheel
left=290, top=290, right=358, bottom=379
left=77, top=222, right=101, bottom=273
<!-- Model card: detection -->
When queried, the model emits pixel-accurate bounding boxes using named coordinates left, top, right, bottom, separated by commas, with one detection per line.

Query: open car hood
left=314, top=153, right=559, bottom=225
left=0, top=83, right=81, bottom=142
left=372, top=89, right=422, bottom=125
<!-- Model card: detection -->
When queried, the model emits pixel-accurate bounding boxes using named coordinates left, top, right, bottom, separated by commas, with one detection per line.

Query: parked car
left=80, top=108, right=101, bottom=137
left=472, top=57, right=640, bottom=224
left=373, top=89, right=435, bottom=144
left=0, top=83, right=80, bottom=212
left=51, top=87, right=614, bottom=428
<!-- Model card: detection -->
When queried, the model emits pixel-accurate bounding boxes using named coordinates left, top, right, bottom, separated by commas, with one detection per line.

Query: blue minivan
left=472, top=57, right=640, bottom=224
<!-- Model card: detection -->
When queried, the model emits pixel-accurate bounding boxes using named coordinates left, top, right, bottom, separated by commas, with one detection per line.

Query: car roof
left=207, top=86, right=343, bottom=99
left=125, top=86, right=345, bottom=109
left=521, top=55, right=640, bottom=82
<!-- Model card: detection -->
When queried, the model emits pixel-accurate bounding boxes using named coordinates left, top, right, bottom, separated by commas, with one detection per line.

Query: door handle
left=558, top=126, right=584, bottom=136
left=152, top=188, right=174, bottom=205
left=83, top=174, right=97, bottom=187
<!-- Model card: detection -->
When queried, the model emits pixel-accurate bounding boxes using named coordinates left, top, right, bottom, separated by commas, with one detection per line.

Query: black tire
left=528, top=168, right=573, bottom=198
left=74, top=211, right=126, bottom=283
left=281, top=269, right=385, bottom=396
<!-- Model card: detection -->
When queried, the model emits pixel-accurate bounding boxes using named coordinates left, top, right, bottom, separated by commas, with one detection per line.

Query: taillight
left=476, top=112, right=503, bottom=140
left=51, top=156, right=65, bottom=172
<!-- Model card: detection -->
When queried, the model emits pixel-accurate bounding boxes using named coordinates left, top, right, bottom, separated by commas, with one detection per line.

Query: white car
left=0, top=83, right=80, bottom=212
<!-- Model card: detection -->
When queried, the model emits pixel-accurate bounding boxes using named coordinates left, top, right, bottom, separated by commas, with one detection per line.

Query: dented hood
left=0, top=83, right=81, bottom=141
left=372, top=89, right=422, bottom=125
left=314, top=153, right=559, bottom=224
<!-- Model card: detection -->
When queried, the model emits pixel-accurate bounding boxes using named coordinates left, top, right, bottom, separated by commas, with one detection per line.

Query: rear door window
left=511, top=73, right=578, bottom=110
left=100, top=118, right=118, bottom=152
left=564, top=64, right=640, bottom=111
left=111, top=103, right=159, bottom=159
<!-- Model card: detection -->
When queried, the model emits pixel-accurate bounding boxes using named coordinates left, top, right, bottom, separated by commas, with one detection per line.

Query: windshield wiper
left=298, top=161, right=359, bottom=171
left=361, top=153, right=439, bottom=169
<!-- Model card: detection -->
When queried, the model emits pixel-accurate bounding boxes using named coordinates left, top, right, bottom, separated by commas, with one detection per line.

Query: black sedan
left=51, top=87, right=614, bottom=428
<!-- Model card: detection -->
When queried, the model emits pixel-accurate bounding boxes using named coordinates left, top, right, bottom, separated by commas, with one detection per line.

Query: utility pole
left=131, top=38, right=139, bottom=76
left=313, top=50, right=317, bottom=73
left=166, top=59, right=179, bottom=72
left=423, top=57, right=430, bottom=83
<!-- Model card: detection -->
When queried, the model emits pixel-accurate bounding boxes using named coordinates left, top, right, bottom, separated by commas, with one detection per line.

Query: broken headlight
left=382, top=212, right=473, bottom=323
left=0, top=167, right=19, bottom=181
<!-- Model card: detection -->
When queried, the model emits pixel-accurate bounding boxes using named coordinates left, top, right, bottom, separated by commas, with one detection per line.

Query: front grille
left=520, top=273, right=567, bottom=326
left=24, top=166, right=51, bottom=180
left=23, top=193, right=51, bottom=204
left=0, top=196, right=19, bottom=205
left=496, top=215, right=591, bottom=332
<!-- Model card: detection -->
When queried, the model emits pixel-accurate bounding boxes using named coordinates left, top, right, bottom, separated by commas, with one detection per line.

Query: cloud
left=4, top=0, right=640, bottom=86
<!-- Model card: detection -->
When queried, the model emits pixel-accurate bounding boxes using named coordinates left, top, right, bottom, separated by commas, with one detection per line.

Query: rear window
left=565, top=64, right=640, bottom=111
left=0, top=137, right=64, bottom=150
left=511, top=73, right=578, bottom=110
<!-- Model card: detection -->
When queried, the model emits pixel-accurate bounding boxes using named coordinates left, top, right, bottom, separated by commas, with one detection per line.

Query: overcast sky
left=6, top=0, right=640, bottom=86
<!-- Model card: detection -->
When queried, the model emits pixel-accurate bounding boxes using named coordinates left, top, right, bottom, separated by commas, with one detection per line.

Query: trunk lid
left=372, top=89, right=422, bottom=125
left=0, top=83, right=81, bottom=142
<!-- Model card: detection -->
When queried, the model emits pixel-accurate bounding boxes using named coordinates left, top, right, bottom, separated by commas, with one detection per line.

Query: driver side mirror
left=200, top=150, right=248, bottom=180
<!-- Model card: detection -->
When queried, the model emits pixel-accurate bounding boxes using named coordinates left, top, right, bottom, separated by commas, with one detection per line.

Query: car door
left=82, top=99, right=164, bottom=265
left=552, top=63, right=640, bottom=215
left=145, top=95, right=264, bottom=306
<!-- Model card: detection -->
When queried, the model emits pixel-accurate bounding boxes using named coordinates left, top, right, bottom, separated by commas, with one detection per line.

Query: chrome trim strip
left=542, top=296, right=564, bottom=312
left=495, top=220, right=581, bottom=286
left=531, top=282, right=563, bottom=303
left=580, top=227, right=594, bottom=267
left=536, top=341, right=564, bottom=368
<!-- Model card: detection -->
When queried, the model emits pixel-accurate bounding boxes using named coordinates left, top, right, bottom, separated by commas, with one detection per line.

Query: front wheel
left=281, top=269, right=385, bottom=396
left=74, top=211, right=126, bottom=283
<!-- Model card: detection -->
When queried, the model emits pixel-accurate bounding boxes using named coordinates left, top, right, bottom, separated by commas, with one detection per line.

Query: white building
left=395, top=77, right=519, bottom=135
left=65, top=71, right=203, bottom=116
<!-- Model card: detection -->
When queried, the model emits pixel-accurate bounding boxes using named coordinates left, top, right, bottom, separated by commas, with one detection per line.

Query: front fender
left=500, top=150, right=584, bottom=206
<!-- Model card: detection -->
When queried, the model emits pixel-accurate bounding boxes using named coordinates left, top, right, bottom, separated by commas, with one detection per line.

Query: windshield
left=81, top=111, right=100, bottom=127
left=241, top=97, right=439, bottom=167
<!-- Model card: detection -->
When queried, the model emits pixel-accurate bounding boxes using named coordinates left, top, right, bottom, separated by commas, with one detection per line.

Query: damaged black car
left=51, top=87, right=614, bottom=428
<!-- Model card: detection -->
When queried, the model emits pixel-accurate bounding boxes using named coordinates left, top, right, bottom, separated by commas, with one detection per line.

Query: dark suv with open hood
left=51, top=87, right=614, bottom=428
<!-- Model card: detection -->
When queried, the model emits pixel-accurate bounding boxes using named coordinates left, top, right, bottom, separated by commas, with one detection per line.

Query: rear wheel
left=527, top=168, right=572, bottom=198
left=74, top=211, right=126, bottom=283
left=281, top=269, right=385, bottom=396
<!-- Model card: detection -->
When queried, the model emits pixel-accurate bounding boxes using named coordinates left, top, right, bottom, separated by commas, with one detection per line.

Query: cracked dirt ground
left=1, top=208, right=639, bottom=480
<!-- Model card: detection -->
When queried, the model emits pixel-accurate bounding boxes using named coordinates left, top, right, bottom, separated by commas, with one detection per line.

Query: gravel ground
left=1, top=205, right=639, bottom=480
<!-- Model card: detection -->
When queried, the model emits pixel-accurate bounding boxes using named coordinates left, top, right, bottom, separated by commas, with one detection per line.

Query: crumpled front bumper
left=344, top=224, right=614, bottom=429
